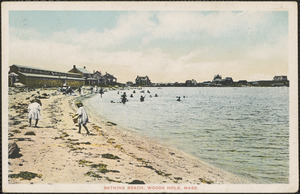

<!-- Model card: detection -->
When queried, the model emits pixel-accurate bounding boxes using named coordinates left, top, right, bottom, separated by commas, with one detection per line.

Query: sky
left=9, top=11, right=288, bottom=83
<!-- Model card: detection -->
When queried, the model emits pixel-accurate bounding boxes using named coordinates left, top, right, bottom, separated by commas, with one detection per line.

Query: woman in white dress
left=75, top=101, right=89, bottom=134
left=28, top=99, right=42, bottom=127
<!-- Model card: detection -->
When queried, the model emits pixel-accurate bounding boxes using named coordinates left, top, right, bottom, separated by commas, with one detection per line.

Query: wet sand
left=7, top=87, right=251, bottom=185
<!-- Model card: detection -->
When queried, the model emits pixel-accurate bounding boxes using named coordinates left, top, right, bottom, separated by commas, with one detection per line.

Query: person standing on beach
left=121, top=92, right=127, bottom=104
left=99, top=87, right=104, bottom=98
left=28, top=99, right=42, bottom=127
left=75, top=101, right=90, bottom=134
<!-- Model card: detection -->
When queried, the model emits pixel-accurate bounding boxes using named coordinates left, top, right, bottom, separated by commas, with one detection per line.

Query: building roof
left=76, top=67, right=91, bottom=74
left=19, top=72, right=85, bottom=81
left=11, top=64, right=80, bottom=77
left=104, top=73, right=116, bottom=79
left=9, top=72, right=18, bottom=76
left=136, top=75, right=149, bottom=78
left=11, top=64, right=50, bottom=72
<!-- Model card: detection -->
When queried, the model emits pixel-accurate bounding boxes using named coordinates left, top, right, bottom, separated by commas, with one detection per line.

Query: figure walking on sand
left=28, top=98, right=42, bottom=127
left=75, top=101, right=90, bottom=134
left=99, top=87, right=104, bottom=98
left=121, top=92, right=127, bottom=104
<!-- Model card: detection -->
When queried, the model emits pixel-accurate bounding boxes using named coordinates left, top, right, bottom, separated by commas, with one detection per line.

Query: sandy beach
left=7, top=87, right=251, bottom=185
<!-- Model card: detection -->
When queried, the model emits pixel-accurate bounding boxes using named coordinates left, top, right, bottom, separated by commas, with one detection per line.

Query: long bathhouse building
left=9, top=64, right=85, bottom=87
left=9, top=64, right=118, bottom=87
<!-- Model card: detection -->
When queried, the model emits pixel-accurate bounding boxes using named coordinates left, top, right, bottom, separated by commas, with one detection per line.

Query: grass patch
left=67, top=138, right=79, bottom=141
left=143, top=165, right=171, bottom=177
left=114, top=145, right=126, bottom=153
left=90, top=163, right=108, bottom=174
left=128, top=180, right=145, bottom=184
left=102, top=153, right=120, bottom=160
left=68, top=145, right=84, bottom=151
left=199, top=178, right=214, bottom=184
left=62, top=132, right=69, bottom=137
left=106, top=177, right=122, bottom=183
left=19, top=125, right=27, bottom=129
left=81, top=142, right=91, bottom=145
left=107, top=121, right=117, bottom=126
left=78, top=159, right=93, bottom=165
left=90, top=163, right=120, bottom=174
left=92, top=126, right=102, bottom=130
left=12, top=130, right=21, bottom=133
left=70, top=142, right=80, bottom=145
left=85, top=171, right=102, bottom=178
left=107, top=138, right=115, bottom=144
left=9, top=171, right=42, bottom=180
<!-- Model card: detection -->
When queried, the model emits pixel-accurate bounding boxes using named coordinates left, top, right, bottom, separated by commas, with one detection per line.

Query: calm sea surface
left=86, top=87, right=289, bottom=183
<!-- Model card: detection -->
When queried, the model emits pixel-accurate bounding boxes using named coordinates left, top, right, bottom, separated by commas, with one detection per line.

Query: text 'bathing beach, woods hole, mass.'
left=2, top=2, right=298, bottom=193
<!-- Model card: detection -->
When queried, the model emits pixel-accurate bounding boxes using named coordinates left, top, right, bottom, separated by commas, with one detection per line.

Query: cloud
left=9, top=11, right=288, bottom=83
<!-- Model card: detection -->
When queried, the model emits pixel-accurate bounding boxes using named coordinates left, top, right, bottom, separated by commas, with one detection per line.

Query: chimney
left=84, top=66, right=86, bottom=69
left=73, top=65, right=76, bottom=68
left=93, top=70, right=95, bottom=73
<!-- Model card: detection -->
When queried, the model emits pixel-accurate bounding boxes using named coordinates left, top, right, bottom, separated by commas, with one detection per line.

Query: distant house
left=92, top=71, right=106, bottom=85
left=90, top=70, right=117, bottom=85
left=103, top=72, right=117, bottom=84
left=213, top=74, right=222, bottom=80
left=211, top=75, right=233, bottom=85
left=212, top=74, right=222, bottom=84
left=273, top=75, right=288, bottom=81
left=135, top=76, right=151, bottom=86
left=126, top=81, right=134, bottom=86
left=185, top=79, right=197, bottom=86
left=250, top=81, right=259, bottom=86
left=202, top=81, right=212, bottom=86
left=223, top=77, right=234, bottom=85
left=238, top=80, right=248, bottom=85
left=68, top=65, right=97, bottom=85
left=9, top=64, right=85, bottom=87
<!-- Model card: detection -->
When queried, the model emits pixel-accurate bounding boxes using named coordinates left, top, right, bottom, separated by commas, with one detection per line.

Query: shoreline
left=81, top=91, right=254, bottom=183
left=7, top=87, right=251, bottom=185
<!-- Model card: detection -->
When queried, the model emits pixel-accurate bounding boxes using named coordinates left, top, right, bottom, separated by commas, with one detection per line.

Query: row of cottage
left=8, top=64, right=117, bottom=87
left=185, top=74, right=288, bottom=87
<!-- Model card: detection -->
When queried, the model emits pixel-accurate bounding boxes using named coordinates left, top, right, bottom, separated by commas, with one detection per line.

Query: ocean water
left=86, top=87, right=289, bottom=183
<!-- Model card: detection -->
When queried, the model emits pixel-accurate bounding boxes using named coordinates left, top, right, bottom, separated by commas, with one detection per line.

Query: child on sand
left=28, top=98, right=42, bottom=127
left=74, top=101, right=90, bottom=134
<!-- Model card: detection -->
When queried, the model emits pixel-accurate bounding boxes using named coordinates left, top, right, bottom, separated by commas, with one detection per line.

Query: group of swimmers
left=115, top=89, right=186, bottom=104
left=116, top=90, right=159, bottom=104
